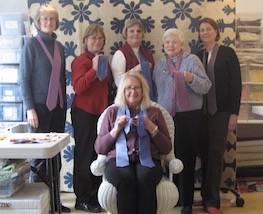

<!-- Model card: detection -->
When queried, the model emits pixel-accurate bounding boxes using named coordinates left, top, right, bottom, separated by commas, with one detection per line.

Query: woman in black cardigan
left=195, top=17, right=241, bottom=214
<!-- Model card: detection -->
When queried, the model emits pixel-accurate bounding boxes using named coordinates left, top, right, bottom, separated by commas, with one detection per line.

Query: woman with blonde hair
left=95, top=71, right=172, bottom=214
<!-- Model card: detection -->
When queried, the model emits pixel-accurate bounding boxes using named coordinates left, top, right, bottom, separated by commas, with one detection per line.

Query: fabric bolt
left=97, top=56, right=109, bottom=81
left=202, top=44, right=219, bottom=115
left=36, top=35, right=63, bottom=111
left=115, top=107, right=155, bottom=168
left=166, top=51, right=190, bottom=117
left=139, top=50, right=155, bottom=100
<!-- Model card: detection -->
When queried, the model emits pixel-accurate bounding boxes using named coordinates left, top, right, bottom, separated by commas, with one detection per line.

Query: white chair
left=90, top=102, right=183, bottom=214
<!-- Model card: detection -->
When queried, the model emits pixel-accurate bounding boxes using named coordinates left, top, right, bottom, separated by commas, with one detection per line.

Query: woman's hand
left=27, top=108, right=39, bottom=128
left=132, top=62, right=152, bottom=73
left=228, top=114, right=238, bottom=132
left=132, top=64, right=141, bottom=72
left=184, top=71, right=194, bottom=83
left=92, top=54, right=101, bottom=71
left=110, top=115, right=128, bottom=139
left=144, top=117, right=157, bottom=133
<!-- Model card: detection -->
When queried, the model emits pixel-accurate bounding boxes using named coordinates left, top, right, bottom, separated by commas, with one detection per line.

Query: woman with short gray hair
left=153, top=28, right=211, bottom=214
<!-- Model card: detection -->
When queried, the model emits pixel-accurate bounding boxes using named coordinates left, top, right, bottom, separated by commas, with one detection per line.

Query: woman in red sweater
left=71, top=24, right=113, bottom=213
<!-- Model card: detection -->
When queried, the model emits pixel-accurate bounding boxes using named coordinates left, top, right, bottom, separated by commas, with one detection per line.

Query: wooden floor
left=61, top=190, right=262, bottom=213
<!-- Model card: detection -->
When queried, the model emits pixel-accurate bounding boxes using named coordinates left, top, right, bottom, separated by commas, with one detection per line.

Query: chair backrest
left=97, top=102, right=176, bottom=164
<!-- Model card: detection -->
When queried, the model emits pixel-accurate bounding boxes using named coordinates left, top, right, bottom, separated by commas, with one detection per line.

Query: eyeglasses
left=40, top=17, right=57, bottom=22
left=124, top=86, right=142, bottom=93
left=164, top=41, right=178, bottom=46
left=89, top=36, right=105, bottom=42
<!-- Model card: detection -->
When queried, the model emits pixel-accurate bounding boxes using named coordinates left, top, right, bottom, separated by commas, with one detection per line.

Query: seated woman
left=94, top=71, right=172, bottom=214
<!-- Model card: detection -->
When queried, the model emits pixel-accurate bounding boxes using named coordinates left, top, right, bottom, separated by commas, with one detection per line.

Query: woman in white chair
left=95, top=71, right=172, bottom=214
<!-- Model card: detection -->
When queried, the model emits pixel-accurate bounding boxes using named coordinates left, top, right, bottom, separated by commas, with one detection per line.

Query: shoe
left=75, top=202, right=101, bottom=213
left=62, top=205, right=71, bottom=213
left=204, top=206, right=223, bottom=214
left=55, top=204, right=71, bottom=213
left=181, top=206, right=192, bottom=214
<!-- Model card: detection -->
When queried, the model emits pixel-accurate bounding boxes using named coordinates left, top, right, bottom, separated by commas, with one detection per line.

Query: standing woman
left=153, top=28, right=211, bottom=214
left=111, top=19, right=155, bottom=100
left=71, top=24, right=113, bottom=213
left=196, top=17, right=241, bottom=214
left=19, top=4, right=70, bottom=212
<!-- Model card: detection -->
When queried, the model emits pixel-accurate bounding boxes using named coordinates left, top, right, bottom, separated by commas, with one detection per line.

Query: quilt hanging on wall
left=27, top=0, right=236, bottom=192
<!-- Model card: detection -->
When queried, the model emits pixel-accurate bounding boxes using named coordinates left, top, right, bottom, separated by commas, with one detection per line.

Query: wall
left=236, top=0, right=263, bottom=14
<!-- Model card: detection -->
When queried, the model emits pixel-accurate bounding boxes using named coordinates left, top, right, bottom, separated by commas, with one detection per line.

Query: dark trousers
left=105, top=159, right=163, bottom=214
left=174, top=109, right=201, bottom=207
left=28, top=104, right=66, bottom=183
left=71, top=107, right=102, bottom=204
left=198, top=112, right=230, bottom=208
left=28, top=104, right=66, bottom=208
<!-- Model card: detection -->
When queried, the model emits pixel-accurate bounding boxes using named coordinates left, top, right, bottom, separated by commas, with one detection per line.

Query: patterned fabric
left=27, top=0, right=236, bottom=192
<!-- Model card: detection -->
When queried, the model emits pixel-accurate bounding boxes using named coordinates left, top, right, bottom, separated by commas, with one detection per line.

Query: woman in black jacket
left=195, top=17, right=241, bottom=214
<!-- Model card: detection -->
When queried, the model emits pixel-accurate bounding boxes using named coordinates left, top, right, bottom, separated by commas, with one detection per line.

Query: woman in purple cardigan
left=95, top=71, right=172, bottom=214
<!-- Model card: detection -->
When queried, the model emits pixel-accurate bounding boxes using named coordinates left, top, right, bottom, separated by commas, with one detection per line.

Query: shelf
left=252, top=106, right=263, bottom=116
left=238, top=120, right=263, bottom=124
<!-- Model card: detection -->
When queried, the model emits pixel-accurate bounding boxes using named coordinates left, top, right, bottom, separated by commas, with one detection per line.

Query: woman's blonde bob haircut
left=114, top=71, right=151, bottom=110
left=162, top=28, right=184, bottom=45
left=34, top=4, right=60, bottom=31
left=122, top=19, right=145, bottom=40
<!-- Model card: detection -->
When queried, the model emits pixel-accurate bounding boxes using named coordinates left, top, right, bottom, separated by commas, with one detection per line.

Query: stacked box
left=0, top=65, right=19, bottom=84
left=0, top=84, right=21, bottom=102
left=0, top=162, right=30, bottom=198
left=0, top=102, right=23, bottom=121
left=0, top=49, right=21, bottom=64
left=0, top=183, right=50, bottom=214
left=0, top=13, right=27, bottom=36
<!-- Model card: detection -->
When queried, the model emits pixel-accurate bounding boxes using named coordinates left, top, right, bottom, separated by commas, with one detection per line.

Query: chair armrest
left=168, top=158, right=184, bottom=181
left=90, top=154, right=107, bottom=176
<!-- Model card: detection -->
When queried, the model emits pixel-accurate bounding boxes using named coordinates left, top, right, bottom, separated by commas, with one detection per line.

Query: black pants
left=28, top=104, right=66, bottom=183
left=198, top=112, right=230, bottom=208
left=174, top=109, right=201, bottom=207
left=105, top=158, right=163, bottom=214
left=28, top=104, right=66, bottom=208
left=71, top=107, right=102, bottom=204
